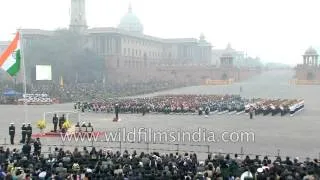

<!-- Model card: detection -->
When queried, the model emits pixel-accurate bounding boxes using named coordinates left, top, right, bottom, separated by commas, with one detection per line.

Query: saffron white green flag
left=0, top=32, right=21, bottom=76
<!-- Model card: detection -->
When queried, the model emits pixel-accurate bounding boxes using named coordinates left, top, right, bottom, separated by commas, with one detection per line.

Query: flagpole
left=19, top=29, right=28, bottom=123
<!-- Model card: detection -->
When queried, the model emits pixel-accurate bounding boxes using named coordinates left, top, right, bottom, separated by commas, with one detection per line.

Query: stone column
left=312, top=56, right=314, bottom=65
left=107, top=37, right=110, bottom=54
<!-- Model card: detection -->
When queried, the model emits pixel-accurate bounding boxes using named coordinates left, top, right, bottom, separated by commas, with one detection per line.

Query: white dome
left=118, top=4, right=143, bottom=34
left=305, top=46, right=318, bottom=55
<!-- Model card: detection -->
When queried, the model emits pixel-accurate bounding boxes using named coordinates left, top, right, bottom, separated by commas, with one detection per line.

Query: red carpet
left=32, top=131, right=105, bottom=138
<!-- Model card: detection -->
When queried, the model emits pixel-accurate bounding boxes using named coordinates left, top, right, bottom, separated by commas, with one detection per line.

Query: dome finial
left=128, top=3, right=132, bottom=13
left=226, top=42, right=232, bottom=49
left=200, top=33, right=205, bottom=41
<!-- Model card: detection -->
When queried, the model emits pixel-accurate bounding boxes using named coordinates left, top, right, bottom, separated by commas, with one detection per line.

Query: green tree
left=24, top=29, right=105, bottom=84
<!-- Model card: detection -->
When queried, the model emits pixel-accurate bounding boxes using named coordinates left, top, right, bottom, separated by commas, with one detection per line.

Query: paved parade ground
left=1, top=69, right=320, bottom=160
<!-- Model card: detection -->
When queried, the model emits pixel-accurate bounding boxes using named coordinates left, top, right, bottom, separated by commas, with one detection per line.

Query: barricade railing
left=290, top=79, right=320, bottom=85
left=1, top=137, right=319, bottom=161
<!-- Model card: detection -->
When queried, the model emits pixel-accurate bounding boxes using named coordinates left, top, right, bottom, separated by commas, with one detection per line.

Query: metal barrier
left=290, top=79, right=320, bottom=85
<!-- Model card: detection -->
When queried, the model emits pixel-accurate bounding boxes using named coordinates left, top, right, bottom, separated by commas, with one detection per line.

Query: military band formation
left=74, top=94, right=304, bottom=117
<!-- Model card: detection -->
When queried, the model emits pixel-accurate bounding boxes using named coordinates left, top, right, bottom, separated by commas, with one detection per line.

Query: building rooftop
left=118, top=4, right=144, bottom=34
left=20, top=29, right=54, bottom=36
left=304, top=46, right=318, bottom=55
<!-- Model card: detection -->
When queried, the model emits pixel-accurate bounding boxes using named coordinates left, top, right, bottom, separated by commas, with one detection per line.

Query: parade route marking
left=236, top=111, right=245, bottom=115
left=228, top=111, right=237, bottom=115
left=218, top=110, right=228, bottom=115
left=211, top=110, right=218, bottom=114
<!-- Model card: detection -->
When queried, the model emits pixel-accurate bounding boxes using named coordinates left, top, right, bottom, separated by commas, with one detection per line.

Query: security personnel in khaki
left=9, top=123, right=15, bottom=145
left=26, top=123, right=32, bottom=143
left=21, top=123, right=27, bottom=143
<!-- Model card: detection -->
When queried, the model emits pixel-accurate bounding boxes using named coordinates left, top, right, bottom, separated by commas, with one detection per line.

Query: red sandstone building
left=295, top=47, right=320, bottom=82
left=1, top=0, right=261, bottom=85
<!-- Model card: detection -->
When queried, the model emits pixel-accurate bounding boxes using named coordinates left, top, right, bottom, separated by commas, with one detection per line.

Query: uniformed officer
left=52, top=114, right=58, bottom=132
left=26, top=123, right=32, bottom=143
left=87, top=122, right=93, bottom=132
left=33, top=137, right=41, bottom=156
left=21, top=123, right=27, bottom=143
left=142, top=105, right=146, bottom=116
left=9, top=123, right=15, bottom=145
left=249, top=106, right=254, bottom=119
left=81, top=122, right=87, bottom=132
left=59, top=114, right=66, bottom=130
left=75, top=122, right=80, bottom=133
left=205, top=106, right=210, bottom=115
left=115, top=104, right=119, bottom=120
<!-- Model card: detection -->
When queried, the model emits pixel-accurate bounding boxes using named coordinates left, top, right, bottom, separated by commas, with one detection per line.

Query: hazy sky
left=0, top=0, right=319, bottom=65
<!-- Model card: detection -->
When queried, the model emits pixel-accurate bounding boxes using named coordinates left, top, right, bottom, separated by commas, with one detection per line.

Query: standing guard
left=21, top=123, right=27, bottom=143
left=59, top=114, right=66, bottom=130
left=113, top=104, right=120, bottom=121
left=53, top=114, right=58, bottom=132
left=26, top=123, right=32, bottom=143
left=9, top=123, right=15, bottom=145
left=33, top=138, right=41, bottom=156
left=249, top=106, right=254, bottom=119
left=142, top=104, right=146, bottom=116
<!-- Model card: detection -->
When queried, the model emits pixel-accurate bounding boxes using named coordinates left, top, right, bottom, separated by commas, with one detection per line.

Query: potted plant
left=62, top=120, right=72, bottom=133
left=36, top=120, right=46, bottom=133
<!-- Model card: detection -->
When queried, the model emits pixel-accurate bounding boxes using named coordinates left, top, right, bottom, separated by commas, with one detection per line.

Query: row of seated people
left=74, top=122, right=94, bottom=133
left=1, top=146, right=319, bottom=179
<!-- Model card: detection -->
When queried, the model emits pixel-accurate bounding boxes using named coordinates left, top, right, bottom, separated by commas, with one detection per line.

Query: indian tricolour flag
left=0, top=32, right=21, bottom=76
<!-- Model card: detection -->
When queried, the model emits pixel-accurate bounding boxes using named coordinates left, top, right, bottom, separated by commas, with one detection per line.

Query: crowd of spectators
left=0, top=80, right=183, bottom=104
left=0, top=143, right=319, bottom=179
left=28, top=80, right=182, bottom=103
